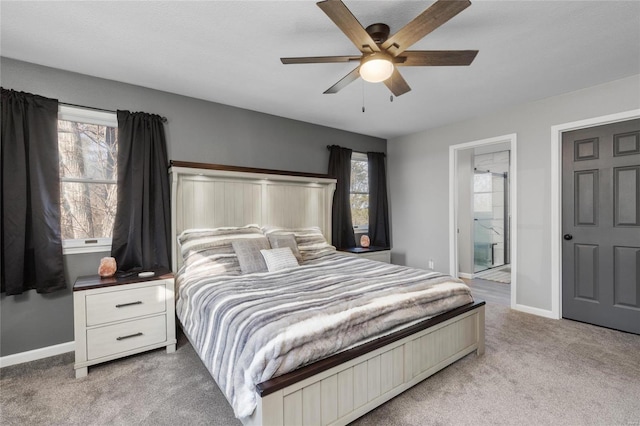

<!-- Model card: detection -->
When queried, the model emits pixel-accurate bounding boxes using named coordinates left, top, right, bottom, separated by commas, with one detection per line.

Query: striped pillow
left=177, top=225, right=264, bottom=275
left=260, top=247, right=299, bottom=272
left=262, top=226, right=336, bottom=261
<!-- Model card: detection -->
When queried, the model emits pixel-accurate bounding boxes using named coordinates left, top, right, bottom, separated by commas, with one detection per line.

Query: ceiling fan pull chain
left=389, top=79, right=393, bottom=102
left=390, top=71, right=394, bottom=102
left=362, top=80, right=366, bottom=113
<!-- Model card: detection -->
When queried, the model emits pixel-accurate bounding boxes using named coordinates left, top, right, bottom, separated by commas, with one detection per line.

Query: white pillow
left=260, top=247, right=299, bottom=272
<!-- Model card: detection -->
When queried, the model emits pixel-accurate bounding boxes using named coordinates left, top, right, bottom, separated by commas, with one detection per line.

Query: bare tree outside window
left=350, top=158, right=369, bottom=228
left=58, top=119, right=117, bottom=240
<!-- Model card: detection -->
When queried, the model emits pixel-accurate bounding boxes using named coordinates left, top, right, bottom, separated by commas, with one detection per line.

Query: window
left=58, top=106, right=118, bottom=254
left=473, top=172, right=493, bottom=213
left=350, top=152, right=369, bottom=231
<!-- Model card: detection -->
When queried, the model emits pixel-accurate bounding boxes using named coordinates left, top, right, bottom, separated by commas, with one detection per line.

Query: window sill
left=62, top=240, right=112, bottom=255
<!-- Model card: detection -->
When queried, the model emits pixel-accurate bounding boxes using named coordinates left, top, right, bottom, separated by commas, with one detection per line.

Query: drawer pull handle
left=116, top=332, right=143, bottom=341
left=115, top=301, right=143, bottom=308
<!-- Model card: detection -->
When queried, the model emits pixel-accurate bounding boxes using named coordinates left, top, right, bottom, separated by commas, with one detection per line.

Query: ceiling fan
left=281, top=0, right=478, bottom=97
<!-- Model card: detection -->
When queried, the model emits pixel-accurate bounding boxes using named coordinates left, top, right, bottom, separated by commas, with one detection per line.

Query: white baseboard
left=513, top=303, right=558, bottom=319
left=458, top=272, right=474, bottom=279
left=0, top=341, right=74, bottom=368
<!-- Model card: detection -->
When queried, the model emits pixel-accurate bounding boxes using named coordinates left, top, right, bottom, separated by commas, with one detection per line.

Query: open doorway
left=472, top=149, right=510, bottom=280
left=449, top=134, right=517, bottom=309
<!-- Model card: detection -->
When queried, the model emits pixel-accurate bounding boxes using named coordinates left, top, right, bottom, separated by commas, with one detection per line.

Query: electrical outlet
left=428, top=259, right=434, bottom=270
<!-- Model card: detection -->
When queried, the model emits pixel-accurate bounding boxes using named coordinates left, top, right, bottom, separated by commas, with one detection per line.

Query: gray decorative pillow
left=232, top=237, right=271, bottom=274
left=267, top=234, right=302, bottom=262
left=260, top=247, right=299, bottom=272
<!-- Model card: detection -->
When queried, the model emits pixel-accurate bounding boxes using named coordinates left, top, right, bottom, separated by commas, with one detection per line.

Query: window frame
left=58, top=105, right=118, bottom=255
left=350, top=152, right=369, bottom=233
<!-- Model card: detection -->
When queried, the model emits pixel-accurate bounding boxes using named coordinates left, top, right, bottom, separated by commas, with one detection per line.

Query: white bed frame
left=170, top=162, right=485, bottom=426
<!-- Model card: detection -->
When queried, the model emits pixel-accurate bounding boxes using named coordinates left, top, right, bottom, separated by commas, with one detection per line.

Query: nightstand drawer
left=87, top=315, right=167, bottom=360
left=86, top=284, right=166, bottom=326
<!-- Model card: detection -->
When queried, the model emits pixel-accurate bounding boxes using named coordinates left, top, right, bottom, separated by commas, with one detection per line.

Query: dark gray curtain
left=1, top=88, right=66, bottom=295
left=328, top=145, right=355, bottom=249
left=367, top=152, right=390, bottom=248
left=111, top=111, right=170, bottom=272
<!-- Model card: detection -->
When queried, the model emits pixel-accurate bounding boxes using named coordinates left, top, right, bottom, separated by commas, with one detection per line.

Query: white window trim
left=58, top=105, right=117, bottom=127
left=352, top=152, right=367, bottom=162
left=62, top=238, right=112, bottom=255
left=58, top=105, right=117, bottom=255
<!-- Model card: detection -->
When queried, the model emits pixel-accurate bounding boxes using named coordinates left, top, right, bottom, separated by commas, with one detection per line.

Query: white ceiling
left=2, top=1, right=639, bottom=139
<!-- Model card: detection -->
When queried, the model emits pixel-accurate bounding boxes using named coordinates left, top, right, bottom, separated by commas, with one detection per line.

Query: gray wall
left=387, top=74, right=640, bottom=312
left=0, top=252, right=109, bottom=355
left=0, top=57, right=385, bottom=357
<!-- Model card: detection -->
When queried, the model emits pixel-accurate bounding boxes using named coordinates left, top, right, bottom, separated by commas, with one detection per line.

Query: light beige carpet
left=1, top=303, right=639, bottom=425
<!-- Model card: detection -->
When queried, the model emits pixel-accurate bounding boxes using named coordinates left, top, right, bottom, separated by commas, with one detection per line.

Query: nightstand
left=73, top=270, right=177, bottom=378
left=339, top=246, right=391, bottom=263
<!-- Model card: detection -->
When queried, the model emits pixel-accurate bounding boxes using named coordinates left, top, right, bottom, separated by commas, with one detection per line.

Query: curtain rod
left=326, top=145, right=386, bottom=157
left=59, top=102, right=168, bottom=123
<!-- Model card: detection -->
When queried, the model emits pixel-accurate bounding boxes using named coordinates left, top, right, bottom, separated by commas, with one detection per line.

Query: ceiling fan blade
left=317, top=0, right=380, bottom=53
left=324, top=66, right=360, bottom=94
left=281, top=55, right=361, bottom=65
left=382, top=0, right=471, bottom=56
left=383, top=68, right=411, bottom=97
left=396, top=50, right=478, bottom=66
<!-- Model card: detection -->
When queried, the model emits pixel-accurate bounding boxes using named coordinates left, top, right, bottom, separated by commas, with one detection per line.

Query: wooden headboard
left=169, top=161, right=337, bottom=272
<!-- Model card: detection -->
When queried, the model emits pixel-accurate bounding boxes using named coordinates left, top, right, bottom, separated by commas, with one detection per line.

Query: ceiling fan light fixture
left=360, top=53, right=394, bottom=83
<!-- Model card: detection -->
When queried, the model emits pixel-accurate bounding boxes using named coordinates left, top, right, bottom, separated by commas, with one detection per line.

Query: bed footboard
left=245, top=302, right=485, bottom=426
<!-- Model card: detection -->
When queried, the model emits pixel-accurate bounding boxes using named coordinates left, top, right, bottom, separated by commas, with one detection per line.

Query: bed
left=170, top=161, right=485, bottom=426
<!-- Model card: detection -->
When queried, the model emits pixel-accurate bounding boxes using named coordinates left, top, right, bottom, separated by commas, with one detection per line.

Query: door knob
left=563, top=234, right=573, bottom=240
